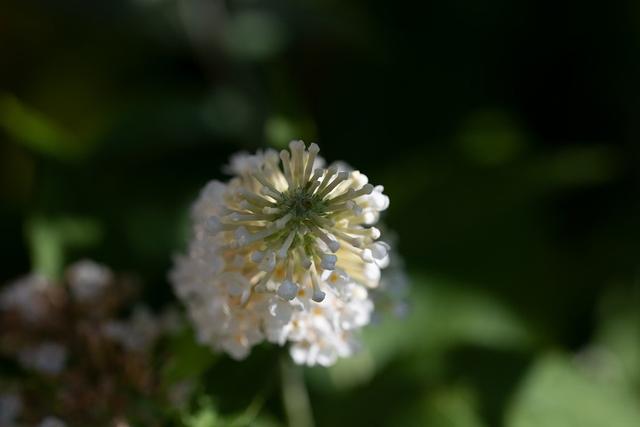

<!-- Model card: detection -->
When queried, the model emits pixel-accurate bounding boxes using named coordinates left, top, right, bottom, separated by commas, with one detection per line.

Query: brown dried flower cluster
left=0, top=260, right=181, bottom=427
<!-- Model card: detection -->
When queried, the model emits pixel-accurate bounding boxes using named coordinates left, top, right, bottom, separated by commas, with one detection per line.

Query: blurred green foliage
left=1, top=0, right=639, bottom=425
left=26, top=215, right=103, bottom=278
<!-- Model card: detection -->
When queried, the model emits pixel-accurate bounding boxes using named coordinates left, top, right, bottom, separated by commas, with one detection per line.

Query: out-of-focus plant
left=0, top=260, right=184, bottom=426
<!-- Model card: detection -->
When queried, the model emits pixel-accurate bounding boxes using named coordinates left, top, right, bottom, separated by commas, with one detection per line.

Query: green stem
left=280, top=355, right=314, bottom=427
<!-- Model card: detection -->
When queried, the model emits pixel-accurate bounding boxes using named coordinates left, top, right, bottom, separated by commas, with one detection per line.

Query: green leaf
left=180, top=395, right=281, bottom=427
left=530, top=145, right=619, bottom=188
left=182, top=397, right=221, bottom=427
left=402, top=386, right=487, bottom=427
left=320, top=273, right=535, bottom=389
left=563, top=286, right=640, bottom=409
left=26, top=216, right=102, bottom=278
left=163, top=329, right=218, bottom=385
left=0, top=94, right=82, bottom=160
left=222, top=11, right=288, bottom=61
left=370, top=274, right=533, bottom=356
left=506, top=354, right=640, bottom=427
left=456, top=109, right=526, bottom=166
left=264, top=116, right=316, bottom=150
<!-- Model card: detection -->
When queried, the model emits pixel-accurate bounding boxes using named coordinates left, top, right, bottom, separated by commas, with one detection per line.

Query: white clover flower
left=171, top=141, right=391, bottom=365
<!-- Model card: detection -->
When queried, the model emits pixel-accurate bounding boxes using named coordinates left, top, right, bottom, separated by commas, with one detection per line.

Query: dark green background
left=1, top=0, right=639, bottom=425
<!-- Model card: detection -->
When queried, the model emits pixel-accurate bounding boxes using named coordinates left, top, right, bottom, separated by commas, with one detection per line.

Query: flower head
left=171, top=141, right=391, bottom=365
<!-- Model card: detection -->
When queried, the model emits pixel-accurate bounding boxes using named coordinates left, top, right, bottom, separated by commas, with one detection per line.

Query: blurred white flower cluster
left=103, top=305, right=181, bottom=352
left=0, top=274, right=54, bottom=323
left=171, top=141, right=392, bottom=366
left=66, top=259, right=112, bottom=302
left=0, top=260, right=184, bottom=425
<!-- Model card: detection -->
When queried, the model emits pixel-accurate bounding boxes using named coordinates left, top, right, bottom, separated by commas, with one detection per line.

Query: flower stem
left=280, top=355, right=314, bottom=427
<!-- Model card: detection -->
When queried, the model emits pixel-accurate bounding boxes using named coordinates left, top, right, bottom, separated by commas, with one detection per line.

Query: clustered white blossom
left=66, top=259, right=113, bottom=302
left=0, top=274, right=53, bottom=322
left=0, top=259, right=113, bottom=320
left=171, top=141, right=391, bottom=366
left=103, top=305, right=181, bottom=352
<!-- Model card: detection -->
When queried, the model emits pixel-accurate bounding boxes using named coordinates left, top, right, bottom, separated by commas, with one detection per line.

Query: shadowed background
left=1, top=0, right=639, bottom=426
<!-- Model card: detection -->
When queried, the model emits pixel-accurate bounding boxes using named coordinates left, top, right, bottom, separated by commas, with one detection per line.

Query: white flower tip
left=347, top=200, right=363, bottom=215
left=228, top=284, right=244, bottom=297
left=352, top=170, right=368, bottom=185
left=312, top=289, right=326, bottom=303
left=234, top=226, right=249, bottom=243
left=277, top=281, right=298, bottom=300
left=370, top=227, right=381, bottom=239
left=260, top=187, right=271, bottom=196
left=259, top=252, right=277, bottom=271
left=375, top=255, right=390, bottom=268
left=301, top=257, right=312, bottom=269
left=320, top=254, right=337, bottom=270
left=371, top=242, right=389, bottom=260
left=371, top=186, right=390, bottom=210
left=361, top=249, right=374, bottom=263
left=289, top=139, right=305, bottom=150
left=279, top=150, right=290, bottom=161
left=363, top=263, right=381, bottom=282
left=327, top=240, right=340, bottom=253
left=363, top=211, right=377, bottom=224
left=309, top=142, right=320, bottom=153
left=239, top=290, right=251, bottom=305
left=250, top=251, right=265, bottom=263
left=275, top=214, right=291, bottom=229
